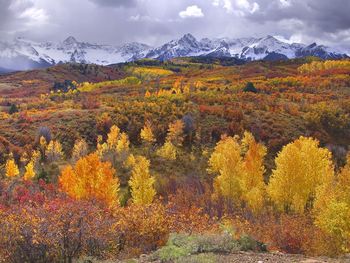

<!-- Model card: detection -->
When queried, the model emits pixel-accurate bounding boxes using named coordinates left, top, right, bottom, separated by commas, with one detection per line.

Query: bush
left=151, top=232, right=261, bottom=262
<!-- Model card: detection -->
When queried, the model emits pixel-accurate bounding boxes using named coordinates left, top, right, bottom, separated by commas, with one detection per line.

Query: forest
left=0, top=57, right=349, bottom=262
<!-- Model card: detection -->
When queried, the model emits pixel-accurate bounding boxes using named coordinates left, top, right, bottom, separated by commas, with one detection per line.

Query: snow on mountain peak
left=0, top=34, right=348, bottom=71
left=63, top=36, right=78, bottom=45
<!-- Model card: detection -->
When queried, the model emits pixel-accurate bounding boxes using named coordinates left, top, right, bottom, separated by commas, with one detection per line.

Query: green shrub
left=239, top=234, right=267, bottom=252
left=152, top=233, right=243, bottom=261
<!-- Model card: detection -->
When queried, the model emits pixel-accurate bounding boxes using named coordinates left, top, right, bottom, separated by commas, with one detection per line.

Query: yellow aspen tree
left=116, top=132, right=130, bottom=154
left=140, top=121, right=156, bottom=145
left=156, top=141, right=177, bottom=160
left=107, top=125, right=120, bottom=150
left=31, top=150, right=41, bottom=169
left=20, top=152, right=29, bottom=166
left=39, top=136, right=48, bottom=159
left=128, top=155, right=156, bottom=205
left=267, top=136, right=334, bottom=214
left=59, top=153, right=120, bottom=207
left=46, top=140, right=64, bottom=162
left=71, top=139, right=89, bottom=162
left=145, top=90, right=151, bottom=97
left=167, top=120, right=184, bottom=147
left=208, top=136, right=244, bottom=204
left=103, top=125, right=130, bottom=163
left=96, top=135, right=108, bottom=157
left=5, top=155, right=20, bottom=178
left=240, top=131, right=267, bottom=214
left=314, top=154, right=350, bottom=253
left=23, top=161, right=36, bottom=180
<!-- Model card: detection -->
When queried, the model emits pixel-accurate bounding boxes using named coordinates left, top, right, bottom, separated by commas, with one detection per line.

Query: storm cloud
left=0, top=0, right=349, bottom=51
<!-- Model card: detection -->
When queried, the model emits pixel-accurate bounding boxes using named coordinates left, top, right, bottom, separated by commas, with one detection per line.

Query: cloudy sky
left=1, top=0, right=349, bottom=50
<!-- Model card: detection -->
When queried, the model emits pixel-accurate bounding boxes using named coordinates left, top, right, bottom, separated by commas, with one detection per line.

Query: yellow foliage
left=116, top=133, right=130, bottom=153
left=128, top=155, right=156, bottom=205
left=145, top=90, right=151, bottom=97
left=107, top=125, right=121, bottom=150
left=298, top=60, right=350, bottom=73
left=314, top=155, right=350, bottom=253
left=241, top=131, right=267, bottom=213
left=130, top=67, right=173, bottom=78
left=208, top=136, right=243, bottom=203
left=78, top=77, right=141, bottom=92
left=23, top=161, right=36, bottom=180
left=46, top=140, right=64, bottom=162
left=5, top=157, right=19, bottom=178
left=167, top=120, right=184, bottom=147
left=156, top=141, right=177, bottom=160
left=267, top=136, right=334, bottom=214
left=59, top=153, right=120, bottom=207
left=31, top=150, right=41, bottom=168
left=40, top=136, right=47, bottom=149
left=208, top=132, right=267, bottom=213
left=71, top=139, right=89, bottom=162
left=140, top=122, right=156, bottom=144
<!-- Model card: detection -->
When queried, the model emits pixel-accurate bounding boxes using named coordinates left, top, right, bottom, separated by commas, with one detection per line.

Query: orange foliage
left=59, top=153, right=120, bottom=207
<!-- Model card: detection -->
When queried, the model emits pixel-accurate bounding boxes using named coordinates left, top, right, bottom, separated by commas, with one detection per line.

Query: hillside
left=0, top=58, right=349, bottom=262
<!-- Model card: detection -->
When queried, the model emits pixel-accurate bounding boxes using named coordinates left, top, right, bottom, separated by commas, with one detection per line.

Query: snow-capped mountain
left=0, top=36, right=151, bottom=71
left=0, top=34, right=348, bottom=71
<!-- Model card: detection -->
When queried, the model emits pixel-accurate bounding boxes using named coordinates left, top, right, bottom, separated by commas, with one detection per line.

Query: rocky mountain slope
left=0, top=34, right=348, bottom=71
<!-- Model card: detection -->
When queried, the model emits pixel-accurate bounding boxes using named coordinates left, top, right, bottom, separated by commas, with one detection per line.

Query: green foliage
left=8, top=104, right=19, bottom=114
left=151, top=232, right=259, bottom=262
left=243, top=82, right=258, bottom=93
left=238, top=235, right=267, bottom=252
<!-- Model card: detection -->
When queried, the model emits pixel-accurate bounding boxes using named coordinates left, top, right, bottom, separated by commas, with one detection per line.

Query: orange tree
left=59, top=153, right=120, bottom=207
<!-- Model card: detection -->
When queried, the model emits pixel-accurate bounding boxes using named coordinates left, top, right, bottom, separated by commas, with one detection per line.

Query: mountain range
left=0, top=34, right=348, bottom=72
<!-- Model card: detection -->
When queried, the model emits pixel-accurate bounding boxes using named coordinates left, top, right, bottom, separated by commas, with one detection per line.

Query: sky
left=0, top=0, right=349, bottom=51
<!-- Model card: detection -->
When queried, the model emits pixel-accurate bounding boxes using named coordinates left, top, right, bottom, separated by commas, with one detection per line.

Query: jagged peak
left=179, top=33, right=197, bottom=43
left=63, top=36, right=78, bottom=45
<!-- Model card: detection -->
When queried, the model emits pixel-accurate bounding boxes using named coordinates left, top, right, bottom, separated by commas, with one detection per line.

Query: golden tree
left=314, top=154, right=350, bottom=253
left=39, top=136, right=47, bottom=156
left=5, top=155, right=19, bottom=178
left=31, top=150, right=41, bottom=170
left=156, top=141, right=177, bottom=160
left=140, top=121, right=156, bottom=145
left=116, top=133, right=130, bottom=154
left=167, top=120, right=184, bottom=147
left=23, top=161, right=36, bottom=180
left=208, top=136, right=244, bottom=204
left=46, top=140, right=63, bottom=162
left=127, top=155, right=156, bottom=205
left=71, top=139, right=89, bottom=163
left=267, top=136, right=334, bottom=214
left=99, top=125, right=130, bottom=163
left=208, top=132, right=267, bottom=213
left=240, top=131, right=267, bottom=213
left=106, top=125, right=120, bottom=150
left=59, top=153, right=120, bottom=207
left=145, top=90, right=151, bottom=98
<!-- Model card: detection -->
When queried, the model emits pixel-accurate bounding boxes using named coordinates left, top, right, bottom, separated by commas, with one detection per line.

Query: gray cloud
left=0, top=0, right=32, bottom=30
left=245, top=0, right=350, bottom=33
left=0, top=0, right=349, bottom=51
left=88, top=0, right=137, bottom=8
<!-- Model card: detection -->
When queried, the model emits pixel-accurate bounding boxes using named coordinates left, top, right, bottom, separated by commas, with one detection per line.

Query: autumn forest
left=0, top=57, right=350, bottom=262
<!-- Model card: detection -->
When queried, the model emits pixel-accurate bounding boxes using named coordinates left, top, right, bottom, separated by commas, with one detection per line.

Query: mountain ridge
left=0, top=34, right=348, bottom=71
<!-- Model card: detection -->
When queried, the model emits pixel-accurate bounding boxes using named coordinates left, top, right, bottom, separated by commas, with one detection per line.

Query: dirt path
left=212, top=252, right=349, bottom=263
left=132, top=251, right=350, bottom=263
